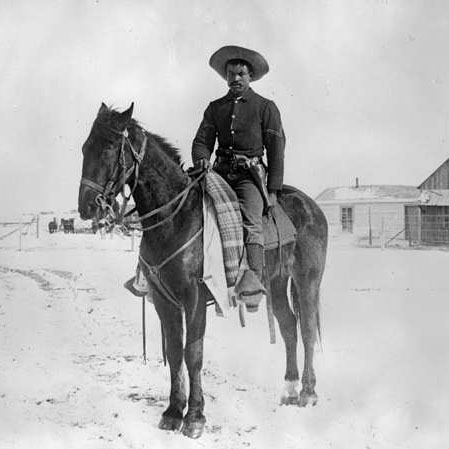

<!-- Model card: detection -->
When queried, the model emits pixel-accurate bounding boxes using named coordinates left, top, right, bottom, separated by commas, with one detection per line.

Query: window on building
left=341, top=207, right=353, bottom=233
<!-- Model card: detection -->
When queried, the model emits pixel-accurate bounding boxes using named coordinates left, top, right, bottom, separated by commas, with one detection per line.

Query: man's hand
left=194, top=158, right=212, bottom=171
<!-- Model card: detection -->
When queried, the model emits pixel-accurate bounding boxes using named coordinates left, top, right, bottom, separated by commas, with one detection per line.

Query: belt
left=216, top=147, right=263, bottom=158
left=215, top=154, right=262, bottom=169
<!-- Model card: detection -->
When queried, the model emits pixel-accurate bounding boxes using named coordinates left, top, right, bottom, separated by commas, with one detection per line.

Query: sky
left=1, top=0, right=449, bottom=215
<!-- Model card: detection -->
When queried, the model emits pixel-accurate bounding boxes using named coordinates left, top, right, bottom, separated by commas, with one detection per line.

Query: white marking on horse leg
left=283, top=380, right=299, bottom=397
left=280, top=380, right=300, bottom=405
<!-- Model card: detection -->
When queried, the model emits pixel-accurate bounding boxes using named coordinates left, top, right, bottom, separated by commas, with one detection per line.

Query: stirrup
left=235, top=269, right=266, bottom=313
left=124, top=276, right=149, bottom=297
left=240, top=291, right=264, bottom=313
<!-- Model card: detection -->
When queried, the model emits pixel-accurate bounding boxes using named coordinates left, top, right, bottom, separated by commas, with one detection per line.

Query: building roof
left=315, top=185, right=421, bottom=204
left=418, top=189, right=449, bottom=206
left=418, top=157, right=449, bottom=189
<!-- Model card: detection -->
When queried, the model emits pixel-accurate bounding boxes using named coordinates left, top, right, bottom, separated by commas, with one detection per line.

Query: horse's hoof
left=280, top=394, right=300, bottom=406
left=181, top=418, right=206, bottom=439
left=299, top=390, right=318, bottom=407
left=158, top=415, right=183, bottom=432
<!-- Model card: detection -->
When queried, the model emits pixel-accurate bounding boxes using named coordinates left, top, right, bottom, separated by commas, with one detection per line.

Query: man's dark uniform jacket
left=192, top=88, right=285, bottom=192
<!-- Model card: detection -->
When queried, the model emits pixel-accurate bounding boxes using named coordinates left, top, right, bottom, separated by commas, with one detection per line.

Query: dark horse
left=78, top=103, right=328, bottom=439
left=48, top=217, right=58, bottom=234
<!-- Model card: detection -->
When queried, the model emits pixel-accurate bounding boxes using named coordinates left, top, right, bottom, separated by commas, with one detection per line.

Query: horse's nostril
left=78, top=202, right=95, bottom=220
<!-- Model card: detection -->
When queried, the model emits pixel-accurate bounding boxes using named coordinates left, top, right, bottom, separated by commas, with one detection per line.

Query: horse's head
left=78, top=102, right=137, bottom=222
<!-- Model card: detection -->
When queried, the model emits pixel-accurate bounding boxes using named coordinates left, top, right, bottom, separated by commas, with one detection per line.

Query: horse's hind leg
left=154, top=302, right=186, bottom=431
left=292, top=271, right=320, bottom=407
left=271, top=276, right=301, bottom=405
left=181, top=288, right=207, bottom=439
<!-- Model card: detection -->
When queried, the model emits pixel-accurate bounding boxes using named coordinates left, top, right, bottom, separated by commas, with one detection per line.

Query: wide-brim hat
left=209, top=45, right=269, bottom=82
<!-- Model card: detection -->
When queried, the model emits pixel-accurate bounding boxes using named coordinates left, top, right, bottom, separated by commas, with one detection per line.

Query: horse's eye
left=103, top=145, right=117, bottom=154
left=101, top=146, right=118, bottom=161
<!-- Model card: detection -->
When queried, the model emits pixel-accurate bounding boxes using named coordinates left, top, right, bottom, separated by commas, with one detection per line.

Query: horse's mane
left=148, top=133, right=182, bottom=166
left=96, top=105, right=183, bottom=167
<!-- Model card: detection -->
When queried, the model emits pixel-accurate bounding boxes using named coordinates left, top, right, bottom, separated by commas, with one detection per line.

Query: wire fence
left=406, top=211, right=449, bottom=246
left=0, top=215, right=40, bottom=250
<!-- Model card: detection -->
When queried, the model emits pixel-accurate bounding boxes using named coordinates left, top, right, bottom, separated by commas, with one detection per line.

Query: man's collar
left=223, top=87, right=255, bottom=102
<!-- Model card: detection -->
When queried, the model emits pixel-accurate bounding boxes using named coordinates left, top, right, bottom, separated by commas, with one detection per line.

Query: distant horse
left=78, top=103, right=328, bottom=439
left=48, top=218, right=58, bottom=234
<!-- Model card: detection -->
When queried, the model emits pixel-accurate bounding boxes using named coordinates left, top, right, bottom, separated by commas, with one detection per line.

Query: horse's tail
left=290, top=273, right=322, bottom=347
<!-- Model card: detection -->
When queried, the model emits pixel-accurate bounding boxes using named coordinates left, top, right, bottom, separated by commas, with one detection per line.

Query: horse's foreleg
left=294, top=274, right=320, bottom=407
left=154, top=301, right=186, bottom=431
left=181, top=287, right=207, bottom=439
left=271, top=276, right=301, bottom=405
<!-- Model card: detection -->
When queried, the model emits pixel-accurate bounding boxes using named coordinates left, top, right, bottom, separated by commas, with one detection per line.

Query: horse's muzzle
left=78, top=184, right=97, bottom=220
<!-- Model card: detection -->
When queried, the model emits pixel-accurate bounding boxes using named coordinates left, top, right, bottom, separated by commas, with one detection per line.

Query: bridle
left=81, top=124, right=147, bottom=227
left=80, top=122, right=208, bottom=232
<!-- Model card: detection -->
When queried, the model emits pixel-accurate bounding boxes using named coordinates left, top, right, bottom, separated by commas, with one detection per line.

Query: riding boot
left=247, top=242, right=265, bottom=281
left=235, top=243, right=266, bottom=313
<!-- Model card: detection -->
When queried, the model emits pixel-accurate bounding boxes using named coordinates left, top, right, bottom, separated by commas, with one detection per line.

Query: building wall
left=318, top=202, right=408, bottom=242
left=420, top=206, right=449, bottom=244
left=353, top=203, right=406, bottom=241
left=420, top=159, right=449, bottom=189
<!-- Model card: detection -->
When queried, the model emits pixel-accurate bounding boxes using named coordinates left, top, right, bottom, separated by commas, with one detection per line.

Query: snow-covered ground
left=1, top=226, right=448, bottom=449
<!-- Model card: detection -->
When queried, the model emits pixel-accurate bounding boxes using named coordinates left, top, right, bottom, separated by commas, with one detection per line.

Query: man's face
left=226, top=62, right=252, bottom=96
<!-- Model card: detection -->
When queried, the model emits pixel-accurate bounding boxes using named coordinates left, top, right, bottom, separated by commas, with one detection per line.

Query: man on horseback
left=192, top=45, right=286, bottom=310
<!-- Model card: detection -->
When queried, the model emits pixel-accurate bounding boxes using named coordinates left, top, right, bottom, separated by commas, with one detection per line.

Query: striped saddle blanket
left=202, top=171, right=297, bottom=286
left=203, top=171, right=245, bottom=288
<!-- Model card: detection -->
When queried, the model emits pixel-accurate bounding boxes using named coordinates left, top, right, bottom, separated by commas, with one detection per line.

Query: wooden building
left=315, top=185, right=420, bottom=244
left=419, top=158, right=449, bottom=190
left=408, top=158, right=449, bottom=245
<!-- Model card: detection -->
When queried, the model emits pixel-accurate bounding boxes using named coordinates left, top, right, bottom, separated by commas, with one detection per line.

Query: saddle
left=263, top=202, right=297, bottom=250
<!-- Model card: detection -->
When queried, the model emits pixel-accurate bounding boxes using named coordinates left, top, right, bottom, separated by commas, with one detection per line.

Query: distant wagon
left=60, top=218, right=75, bottom=233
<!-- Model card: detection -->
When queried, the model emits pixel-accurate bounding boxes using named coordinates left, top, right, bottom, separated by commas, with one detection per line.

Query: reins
left=138, top=226, right=204, bottom=309
left=127, top=170, right=207, bottom=231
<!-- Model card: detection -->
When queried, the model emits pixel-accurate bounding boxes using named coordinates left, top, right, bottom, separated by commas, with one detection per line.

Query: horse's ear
left=98, top=102, right=108, bottom=115
left=120, top=102, right=134, bottom=123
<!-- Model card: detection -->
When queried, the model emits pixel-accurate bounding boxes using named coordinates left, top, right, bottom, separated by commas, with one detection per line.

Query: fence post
left=381, top=217, right=385, bottom=250
left=408, top=221, right=412, bottom=247
left=36, top=214, right=40, bottom=239
left=368, top=207, right=372, bottom=246
left=18, top=215, right=23, bottom=251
